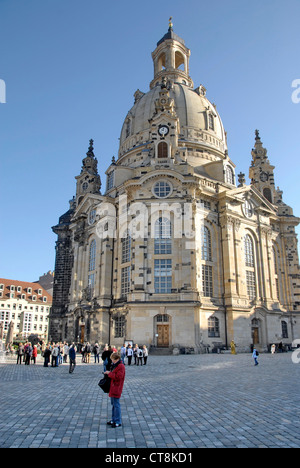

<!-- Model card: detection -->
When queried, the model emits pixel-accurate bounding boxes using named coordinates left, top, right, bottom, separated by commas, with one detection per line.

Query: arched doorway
left=251, top=318, right=260, bottom=346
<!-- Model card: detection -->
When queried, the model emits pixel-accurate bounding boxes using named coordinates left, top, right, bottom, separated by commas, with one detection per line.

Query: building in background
left=0, top=278, right=52, bottom=342
left=50, top=23, right=300, bottom=352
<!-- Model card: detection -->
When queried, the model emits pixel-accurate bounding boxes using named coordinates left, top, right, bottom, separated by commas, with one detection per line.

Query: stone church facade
left=50, top=24, right=300, bottom=352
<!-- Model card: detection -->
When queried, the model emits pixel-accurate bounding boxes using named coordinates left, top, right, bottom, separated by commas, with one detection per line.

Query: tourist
left=104, top=352, right=126, bottom=428
left=85, top=342, right=91, bottom=364
left=93, top=343, right=100, bottom=363
left=102, top=345, right=113, bottom=372
left=63, top=343, right=69, bottom=363
left=69, top=343, right=77, bottom=374
left=126, top=344, right=133, bottom=365
left=143, top=345, right=148, bottom=365
left=252, top=347, right=259, bottom=366
left=16, top=343, right=24, bottom=365
left=271, top=344, right=276, bottom=355
left=43, top=345, right=51, bottom=367
left=133, top=344, right=139, bottom=365
left=51, top=343, right=59, bottom=367
left=120, top=344, right=126, bottom=364
left=136, top=346, right=143, bottom=366
left=24, top=342, right=32, bottom=365
left=32, top=345, right=38, bottom=364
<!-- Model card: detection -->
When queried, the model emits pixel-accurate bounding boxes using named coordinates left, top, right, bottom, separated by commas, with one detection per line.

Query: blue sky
left=0, top=0, right=299, bottom=281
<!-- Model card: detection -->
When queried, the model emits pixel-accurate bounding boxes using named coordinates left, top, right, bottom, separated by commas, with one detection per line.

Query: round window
left=153, top=181, right=172, bottom=198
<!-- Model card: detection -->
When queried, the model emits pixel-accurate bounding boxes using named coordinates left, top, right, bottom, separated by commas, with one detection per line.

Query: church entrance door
left=157, top=324, right=169, bottom=347
left=80, top=325, right=85, bottom=343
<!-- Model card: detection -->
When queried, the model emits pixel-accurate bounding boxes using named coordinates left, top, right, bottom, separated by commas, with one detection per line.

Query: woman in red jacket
left=104, top=352, right=125, bottom=428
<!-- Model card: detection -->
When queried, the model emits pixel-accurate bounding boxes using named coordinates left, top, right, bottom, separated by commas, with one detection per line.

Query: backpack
left=138, top=349, right=143, bottom=357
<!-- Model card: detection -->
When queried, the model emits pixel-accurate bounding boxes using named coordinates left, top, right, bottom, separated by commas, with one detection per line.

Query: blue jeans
left=110, top=397, right=122, bottom=424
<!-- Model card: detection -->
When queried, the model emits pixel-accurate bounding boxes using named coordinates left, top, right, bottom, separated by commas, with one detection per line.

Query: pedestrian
left=137, top=346, right=143, bottom=366
left=93, top=343, right=100, bottom=364
left=102, top=345, right=113, bottom=372
left=51, top=344, right=59, bottom=367
left=230, top=340, right=237, bottom=355
left=120, top=344, right=126, bottom=365
left=63, top=343, right=69, bottom=363
left=143, top=345, right=148, bottom=365
left=252, top=347, right=259, bottom=366
left=85, top=342, right=91, bottom=363
left=133, top=344, right=138, bottom=365
left=43, top=345, right=51, bottom=367
left=24, top=342, right=32, bottom=365
left=126, top=344, right=133, bottom=365
left=104, top=352, right=126, bottom=428
left=16, top=343, right=24, bottom=365
left=32, top=345, right=38, bottom=364
left=69, top=343, right=77, bottom=374
left=271, top=344, right=276, bottom=355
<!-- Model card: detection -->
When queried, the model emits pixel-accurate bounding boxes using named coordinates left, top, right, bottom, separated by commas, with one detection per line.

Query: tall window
left=89, top=240, right=96, bottom=272
left=208, top=113, right=214, bottom=130
left=273, top=247, right=280, bottom=300
left=245, top=234, right=256, bottom=300
left=107, top=171, right=114, bottom=191
left=155, top=217, right=172, bottom=254
left=201, top=226, right=212, bottom=261
left=225, top=166, right=234, bottom=185
left=154, top=259, right=172, bottom=293
left=202, top=265, right=213, bottom=297
left=281, top=321, right=288, bottom=339
left=122, top=231, right=131, bottom=263
left=121, top=266, right=130, bottom=295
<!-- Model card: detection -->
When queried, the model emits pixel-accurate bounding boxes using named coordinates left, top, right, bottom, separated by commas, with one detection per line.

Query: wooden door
left=252, top=327, right=259, bottom=345
left=80, top=325, right=85, bottom=343
left=157, top=324, right=169, bottom=347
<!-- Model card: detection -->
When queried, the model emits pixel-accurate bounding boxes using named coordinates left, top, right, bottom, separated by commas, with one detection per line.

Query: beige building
left=0, top=278, right=52, bottom=342
left=50, top=23, right=300, bottom=352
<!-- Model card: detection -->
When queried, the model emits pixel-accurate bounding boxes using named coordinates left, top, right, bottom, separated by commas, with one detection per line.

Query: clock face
left=260, top=172, right=268, bottom=182
left=158, top=125, right=169, bottom=136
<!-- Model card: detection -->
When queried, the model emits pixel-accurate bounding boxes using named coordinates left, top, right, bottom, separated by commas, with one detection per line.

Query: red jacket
left=108, top=361, right=125, bottom=398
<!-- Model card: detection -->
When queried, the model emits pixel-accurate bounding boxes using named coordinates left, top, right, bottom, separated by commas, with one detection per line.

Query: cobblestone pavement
left=0, top=352, right=300, bottom=448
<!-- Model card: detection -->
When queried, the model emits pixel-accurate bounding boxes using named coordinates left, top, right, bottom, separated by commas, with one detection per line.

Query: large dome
left=118, top=25, right=227, bottom=166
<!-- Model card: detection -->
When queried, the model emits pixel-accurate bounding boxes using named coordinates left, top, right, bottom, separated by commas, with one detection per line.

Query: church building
left=50, top=22, right=300, bottom=352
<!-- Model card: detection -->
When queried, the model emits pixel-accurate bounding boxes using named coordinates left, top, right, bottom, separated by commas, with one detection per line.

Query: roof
left=0, top=278, right=52, bottom=304
left=157, top=28, right=185, bottom=47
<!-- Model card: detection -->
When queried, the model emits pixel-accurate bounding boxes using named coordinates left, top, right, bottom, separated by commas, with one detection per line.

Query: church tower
left=249, top=130, right=276, bottom=204
left=75, top=139, right=101, bottom=205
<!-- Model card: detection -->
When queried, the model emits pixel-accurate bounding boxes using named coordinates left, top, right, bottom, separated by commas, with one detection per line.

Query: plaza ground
left=0, top=352, right=299, bottom=448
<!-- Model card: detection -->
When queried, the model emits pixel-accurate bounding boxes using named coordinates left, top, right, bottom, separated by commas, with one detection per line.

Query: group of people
left=16, top=342, right=38, bottom=365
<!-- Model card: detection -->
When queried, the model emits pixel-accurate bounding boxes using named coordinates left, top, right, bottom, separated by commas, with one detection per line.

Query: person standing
left=137, top=346, right=143, bottom=366
left=252, top=347, right=259, bottom=366
left=142, top=345, right=148, bottom=365
left=93, top=343, right=100, bottom=364
left=24, top=342, right=32, bottom=365
left=104, top=352, right=125, bottom=428
left=32, top=345, right=38, bottom=364
left=69, top=343, right=77, bottom=374
left=126, top=344, right=133, bottom=366
left=43, top=345, right=51, bottom=367
left=16, top=343, right=24, bottom=365
left=63, top=343, right=70, bottom=363
left=120, top=344, right=126, bottom=365
left=271, top=344, right=276, bottom=355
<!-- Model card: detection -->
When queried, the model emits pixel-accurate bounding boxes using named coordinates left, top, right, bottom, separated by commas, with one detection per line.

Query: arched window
left=157, top=141, right=168, bottom=158
left=244, top=234, right=256, bottom=299
left=281, top=321, right=288, bottom=339
left=201, top=226, right=212, bottom=261
left=175, top=51, right=185, bottom=71
left=244, top=235, right=254, bottom=267
left=208, top=316, right=220, bottom=337
left=154, top=217, right=172, bottom=254
left=263, top=188, right=272, bottom=203
left=225, top=166, right=234, bottom=185
left=89, top=239, right=96, bottom=272
left=121, top=231, right=131, bottom=264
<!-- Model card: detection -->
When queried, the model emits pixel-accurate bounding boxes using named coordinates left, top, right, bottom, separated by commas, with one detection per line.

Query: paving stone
left=0, top=353, right=300, bottom=448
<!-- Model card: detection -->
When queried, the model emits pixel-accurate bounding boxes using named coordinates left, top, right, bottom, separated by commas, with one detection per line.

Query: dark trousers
left=16, top=355, right=23, bottom=364
left=127, top=355, right=132, bottom=365
left=69, top=358, right=76, bottom=373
